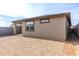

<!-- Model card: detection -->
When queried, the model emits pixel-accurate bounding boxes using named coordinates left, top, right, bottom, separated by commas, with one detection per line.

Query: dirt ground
left=0, top=34, right=78, bottom=56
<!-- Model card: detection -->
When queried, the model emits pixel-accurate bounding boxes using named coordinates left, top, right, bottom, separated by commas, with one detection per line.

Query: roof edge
left=12, top=12, right=71, bottom=25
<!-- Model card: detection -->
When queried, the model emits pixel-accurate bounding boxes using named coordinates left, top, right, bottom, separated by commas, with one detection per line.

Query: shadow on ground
left=66, top=33, right=79, bottom=46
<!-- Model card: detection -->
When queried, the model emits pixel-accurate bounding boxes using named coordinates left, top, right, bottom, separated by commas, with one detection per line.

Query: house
left=11, top=12, right=71, bottom=41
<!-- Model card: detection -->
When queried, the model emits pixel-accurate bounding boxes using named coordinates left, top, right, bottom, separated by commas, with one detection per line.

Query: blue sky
left=25, top=3, right=79, bottom=26
left=0, top=1, right=79, bottom=27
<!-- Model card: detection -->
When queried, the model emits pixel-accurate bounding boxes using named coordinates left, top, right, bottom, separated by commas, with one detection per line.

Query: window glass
left=40, top=19, right=49, bottom=23
left=26, top=21, right=34, bottom=31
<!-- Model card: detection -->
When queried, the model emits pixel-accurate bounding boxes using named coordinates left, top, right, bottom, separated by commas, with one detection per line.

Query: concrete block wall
left=0, top=27, right=13, bottom=36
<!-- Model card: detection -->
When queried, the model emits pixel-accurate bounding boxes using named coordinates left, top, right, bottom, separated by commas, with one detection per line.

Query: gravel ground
left=0, top=35, right=76, bottom=56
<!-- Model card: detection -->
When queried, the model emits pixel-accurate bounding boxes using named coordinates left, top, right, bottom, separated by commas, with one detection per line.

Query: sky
left=0, top=0, right=79, bottom=27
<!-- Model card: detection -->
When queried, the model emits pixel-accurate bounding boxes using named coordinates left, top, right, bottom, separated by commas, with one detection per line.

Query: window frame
left=40, top=18, right=50, bottom=23
left=25, top=21, right=34, bottom=32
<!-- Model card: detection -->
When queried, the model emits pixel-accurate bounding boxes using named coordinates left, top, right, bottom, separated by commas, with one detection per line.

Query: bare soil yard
left=0, top=34, right=78, bottom=56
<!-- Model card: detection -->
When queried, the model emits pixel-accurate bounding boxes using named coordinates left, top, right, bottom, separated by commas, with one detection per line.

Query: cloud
left=0, top=0, right=30, bottom=17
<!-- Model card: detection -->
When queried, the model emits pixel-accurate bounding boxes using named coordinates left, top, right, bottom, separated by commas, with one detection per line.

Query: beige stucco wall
left=66, top=18, right=70, bottom=39
left=22, top=15, right=68, bottom=41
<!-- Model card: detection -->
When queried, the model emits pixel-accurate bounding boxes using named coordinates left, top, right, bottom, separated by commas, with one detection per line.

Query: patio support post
left=13, top=23, right=17, bottom=35
left=22, top=22, right=26, bottom=34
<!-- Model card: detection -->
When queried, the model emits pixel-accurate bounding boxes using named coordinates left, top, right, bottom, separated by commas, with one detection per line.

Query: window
left=40, top=18, right=49, bottom=23
left=26, top=21, right=34, bottom=31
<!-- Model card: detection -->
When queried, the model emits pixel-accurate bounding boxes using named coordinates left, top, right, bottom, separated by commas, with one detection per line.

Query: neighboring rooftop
left=12, top=12, right=71, bottom=25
